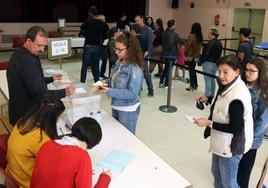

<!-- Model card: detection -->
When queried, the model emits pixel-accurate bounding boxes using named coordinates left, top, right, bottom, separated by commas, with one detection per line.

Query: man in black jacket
left=7, top=26, right=74, bottom=125
left=80, top=6, right=109, bottom=83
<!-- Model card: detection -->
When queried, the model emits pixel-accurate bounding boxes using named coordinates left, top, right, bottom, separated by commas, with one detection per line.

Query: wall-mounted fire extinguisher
left=214, top=14, right=220, bottom=26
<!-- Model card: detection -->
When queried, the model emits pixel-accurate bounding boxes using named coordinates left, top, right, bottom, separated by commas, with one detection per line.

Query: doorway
left=231, top=8, right=265, bottom=50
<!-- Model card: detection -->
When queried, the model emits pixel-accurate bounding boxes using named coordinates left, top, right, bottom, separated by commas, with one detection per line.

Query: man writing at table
left=7, top=25, right=74, bottom=125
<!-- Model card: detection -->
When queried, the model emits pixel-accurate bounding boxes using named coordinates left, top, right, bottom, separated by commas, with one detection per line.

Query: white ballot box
left=64, top=94, right=102, bottom=125
left=58, top=94, right=102, bottom=136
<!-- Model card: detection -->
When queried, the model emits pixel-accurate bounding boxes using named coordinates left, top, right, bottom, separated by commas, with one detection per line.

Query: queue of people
left=3, top=8, right=268, bottom=188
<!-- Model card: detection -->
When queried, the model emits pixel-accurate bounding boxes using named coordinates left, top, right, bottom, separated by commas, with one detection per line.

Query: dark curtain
left=0, top=0, right=146, bottom=22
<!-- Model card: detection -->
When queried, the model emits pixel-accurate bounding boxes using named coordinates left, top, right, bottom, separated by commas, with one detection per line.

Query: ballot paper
left=59, top=78, right=72, bottom=84
left=96, top=150, right=135, bottom=173
left=102, top=39, right=109, bottom=46
left=74, top=87, right=87, bottom=94
left=184, top=114, right=196, bottom=123
left=90, top=81, right=107, bottom=93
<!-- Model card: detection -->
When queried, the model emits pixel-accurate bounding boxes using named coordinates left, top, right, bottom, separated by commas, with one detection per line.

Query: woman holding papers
left=98, top=31, right=144, bottom=134
left=237, top=58, right=268, bottom=188
left=6, top=96, right=65, bottom=188
left=31, top=117, right=111, bottom=188
left=194, top=55, right=253, bottom=188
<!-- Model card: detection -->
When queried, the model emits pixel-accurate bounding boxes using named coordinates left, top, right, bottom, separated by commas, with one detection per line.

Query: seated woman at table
left=6, top=96, right=65, bottom=188
left=30, top=117, right=111, bottom=188
left=194, top=55, right=253, bottom=188
left=98, top=31, right=144, bottom=135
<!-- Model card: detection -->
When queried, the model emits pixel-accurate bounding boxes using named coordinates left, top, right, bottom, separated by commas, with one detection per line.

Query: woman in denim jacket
left=238, top=58, right=268, bottom=188
left=99, top=31, right=144, bottom=135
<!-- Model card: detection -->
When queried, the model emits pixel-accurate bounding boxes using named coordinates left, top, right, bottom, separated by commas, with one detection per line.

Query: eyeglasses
left=245, top=68, right=258, bottom=75
left=114, top=47, right=127, bottom=53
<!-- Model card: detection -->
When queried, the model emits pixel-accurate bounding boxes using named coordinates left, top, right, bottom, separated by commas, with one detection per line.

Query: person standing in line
left=80, top=6, right=109, bottom=83
left=131, top=24, right=147, bottom=54
left=185, top=22, right=203, bottom=91
left=150, top=18, right=164, bottom=78
left=194, top=55, right=253, bottom=188
left=237, top=58, right=268, bottom=188
left=199, top=28, right=222, bottom=104
left=116, top=13, right=131, bottom=30
left=135, top=15, right=154, bottom=97
left=145, top=16, right=156, bottom=31
left=6, top=96, right=65, bottom=188
left=7, top=25, right=74, bottom=126
left=98, top=14, right=110, bottom=79
left=106, top=27, right=120, bottom=77
left=98, top=31, right=144, bottom=135
left=237, top=27, right=253, bottom=69
left=31, top=117, right=111, bottom=188
left=159, top=19, right=182, bottom=88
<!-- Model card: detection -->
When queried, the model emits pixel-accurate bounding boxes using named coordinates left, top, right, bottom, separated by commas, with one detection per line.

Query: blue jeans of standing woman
left=202, top=61, right=217, bottom=97
left=112, top=106, right=140, bottom=135
left=212, top=154, right=242, bottom=188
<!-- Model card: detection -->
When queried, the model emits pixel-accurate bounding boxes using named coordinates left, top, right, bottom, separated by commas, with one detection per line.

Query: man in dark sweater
left=160, top=19, right=182, bottom=88
left=237, top=27, right=253, bottom=69
left=80, top=6, right=109, bottom=83
left=7, top=26, right=74, bottom=125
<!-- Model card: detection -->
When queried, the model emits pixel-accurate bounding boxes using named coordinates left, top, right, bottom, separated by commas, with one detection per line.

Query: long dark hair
left=190, top=22, right=203, bottom=43
left=115, top=31, right=144, bottom=69
left=17, top=96, right=65, bottom=141
left=156, top=18, right=164, bottom=32
left=243, top=58, right=268, bottom=106
left=145, top=16, right=155, bottom=30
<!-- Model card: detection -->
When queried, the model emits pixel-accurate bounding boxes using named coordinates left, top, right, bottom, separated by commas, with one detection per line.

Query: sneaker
left=185, top=86, right=194, bottom=91
left=99, top=75, right=108, bottom=79
left=148, top=91, right=154, bottom=97
left=159, top=83, right=165, bottom=88
left=164, top=85, right=174, bottom=89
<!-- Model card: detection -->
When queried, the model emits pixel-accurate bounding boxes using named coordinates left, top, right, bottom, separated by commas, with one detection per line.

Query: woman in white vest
left=194, top=55, right=253, bottom=188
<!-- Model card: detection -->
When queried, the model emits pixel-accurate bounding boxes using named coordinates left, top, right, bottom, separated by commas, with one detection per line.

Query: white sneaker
left=164, top=85, right=174, bottom=89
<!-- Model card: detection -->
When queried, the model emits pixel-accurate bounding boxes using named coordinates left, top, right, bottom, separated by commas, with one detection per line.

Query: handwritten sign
left=51, top=40, right=68, bottom=56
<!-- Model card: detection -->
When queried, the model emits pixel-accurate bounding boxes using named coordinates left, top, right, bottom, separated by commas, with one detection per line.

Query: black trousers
left=237, top=149, right=257, bottom=188
left=187, top=60, right=198, bottom=88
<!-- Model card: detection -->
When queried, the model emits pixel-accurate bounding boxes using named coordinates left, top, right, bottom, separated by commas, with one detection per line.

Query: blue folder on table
left=96, top=150, right=135, bottom=172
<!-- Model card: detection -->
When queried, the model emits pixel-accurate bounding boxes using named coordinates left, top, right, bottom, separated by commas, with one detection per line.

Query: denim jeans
left=112, top=106, right=140, bottom=135
left=187, top=60, right=198, bottom=88
left=202, top=61, right=217, bottom=97
left=144, top=60, right=154, bottom=92
left=80, top=45, right=101, bottom=83
left=212, top=154, right=242, bottom=188
left=160, top=56, right=176, bottom=86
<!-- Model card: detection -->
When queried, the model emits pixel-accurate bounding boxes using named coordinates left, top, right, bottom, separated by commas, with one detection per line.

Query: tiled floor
left=1, top=54, right=267, bottom=187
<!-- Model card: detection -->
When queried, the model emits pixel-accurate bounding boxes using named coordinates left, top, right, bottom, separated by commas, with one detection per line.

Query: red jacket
left=31, top=140, right=110, bottom=188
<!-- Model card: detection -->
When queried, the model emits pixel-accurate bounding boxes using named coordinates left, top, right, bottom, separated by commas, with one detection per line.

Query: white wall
left=148, top=0, right=174, bottom=26
left=172, top=0, right=268, bottom=41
